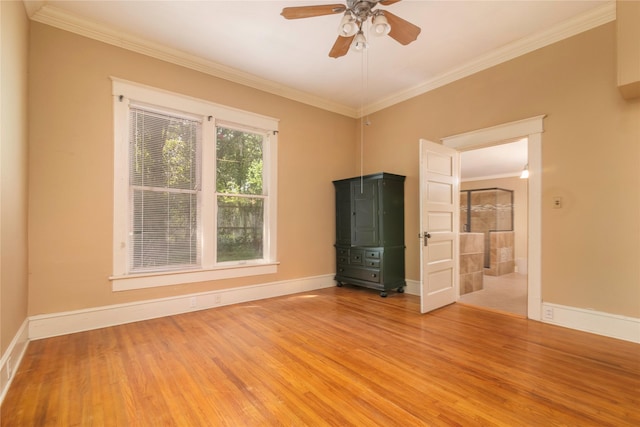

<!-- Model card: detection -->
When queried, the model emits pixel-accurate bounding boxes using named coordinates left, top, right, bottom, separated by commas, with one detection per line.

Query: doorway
left=440, top=115, right=544, bottom=320
left=457, top=150, right=528, bottom=316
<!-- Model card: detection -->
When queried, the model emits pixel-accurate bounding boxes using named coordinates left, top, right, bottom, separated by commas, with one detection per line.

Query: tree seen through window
left=216, top=126, right=265, bottom=262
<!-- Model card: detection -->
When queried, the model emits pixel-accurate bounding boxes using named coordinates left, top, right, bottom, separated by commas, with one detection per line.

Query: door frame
left=441, top=115, right=545, bottom=320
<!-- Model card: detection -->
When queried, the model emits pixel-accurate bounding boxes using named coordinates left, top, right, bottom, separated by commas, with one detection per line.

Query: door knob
left=423, top=232, right=431, bottom=246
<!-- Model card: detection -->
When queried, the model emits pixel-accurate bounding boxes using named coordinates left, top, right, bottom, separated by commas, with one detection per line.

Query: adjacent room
left=1, top=0, right=639, bottom=425
left=458, top=139, right=529, bottom=316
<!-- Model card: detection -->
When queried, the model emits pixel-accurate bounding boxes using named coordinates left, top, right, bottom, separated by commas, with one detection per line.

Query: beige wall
left=364, top=22, right=640, bottom=318
left=1, top=1, right=30, bottom=354
left=461, top=177, right=528, bottom=266
left=27, top=19, right=640, bottom=320
left=28, top=23, right=357, bottom=315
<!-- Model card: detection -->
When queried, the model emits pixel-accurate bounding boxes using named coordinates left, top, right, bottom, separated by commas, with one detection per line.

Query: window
left=216, top=125, right=265, bottom=263
left=111, top=79, right=278, bottom=291
left=129, top=107, right=200, bottom=272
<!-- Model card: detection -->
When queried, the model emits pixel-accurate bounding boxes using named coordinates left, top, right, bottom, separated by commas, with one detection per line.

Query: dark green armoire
left=333, top=172, right=405, bottom=297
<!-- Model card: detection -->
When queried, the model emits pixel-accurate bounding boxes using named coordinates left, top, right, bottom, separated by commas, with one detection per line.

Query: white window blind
left=112, top=78, right=279, bottom=291
left=129, top=107, right=201, bottom=272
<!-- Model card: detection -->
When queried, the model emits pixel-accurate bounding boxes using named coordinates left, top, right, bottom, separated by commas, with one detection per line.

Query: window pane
left=216, top=127, right=263, bottom=195
left=129, top=108, right=200, bottom=271
left=130, top=109, right=198, bottom=190
left=217, top=196, right=263, bottom=262
left=131, top=190, right=198, bottom=270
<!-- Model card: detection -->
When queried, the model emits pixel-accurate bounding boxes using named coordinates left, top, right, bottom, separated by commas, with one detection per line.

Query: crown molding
left=28, top=4, right=360, bottom=118
left=363, top=1, right=616, bottom=116
left=28, top=1, right=615, bottom=119
left=461, top=172, right=522, bottom=183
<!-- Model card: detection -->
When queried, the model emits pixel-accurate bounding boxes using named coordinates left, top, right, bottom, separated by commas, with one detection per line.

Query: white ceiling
left=23, top=0, right=614, bottom=178
left=460, top=138, right=528, bottom=181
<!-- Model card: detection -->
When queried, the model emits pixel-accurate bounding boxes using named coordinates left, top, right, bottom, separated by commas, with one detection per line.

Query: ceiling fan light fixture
left=338, top=12, right=358, bottom=37
left=351, top=30, right=368, bottom=51
left=370, top=13, right=391, bottom=36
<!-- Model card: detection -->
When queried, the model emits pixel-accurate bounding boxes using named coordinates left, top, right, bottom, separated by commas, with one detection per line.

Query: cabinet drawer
left=365, top=250, right=381, bottom=259
left=349, top=249, right=364, bottom=265
left=336, top=247, right=349, bottom=266
left=364, top=259, right=380, bottom=268
left=336, top=247, right=349, bottom=257
left=339, top=266, right=381, bottom=284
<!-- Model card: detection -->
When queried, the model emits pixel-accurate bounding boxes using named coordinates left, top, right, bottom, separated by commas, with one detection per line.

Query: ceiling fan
left=281, top=0, right=421, bottom=58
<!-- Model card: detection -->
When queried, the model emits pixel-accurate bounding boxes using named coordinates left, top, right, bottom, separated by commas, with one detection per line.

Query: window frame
left=111, top=78, right=278, bottom=291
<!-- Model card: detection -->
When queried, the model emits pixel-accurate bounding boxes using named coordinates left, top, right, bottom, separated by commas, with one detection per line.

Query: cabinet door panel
left=380, top=179, right=405, bottom=246
left=335, top=181, right=352, bottom=245
left=352, top=180, right=379, bottom=246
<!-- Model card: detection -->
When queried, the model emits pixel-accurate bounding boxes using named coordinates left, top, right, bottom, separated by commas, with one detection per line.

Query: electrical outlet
left=189, top=297, right=196, bottom=308
left=543, top=307, right=554, bottom=320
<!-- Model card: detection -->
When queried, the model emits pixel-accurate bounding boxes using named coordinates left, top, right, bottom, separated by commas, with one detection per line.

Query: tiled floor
left=458, top=272, right=528, bottom=316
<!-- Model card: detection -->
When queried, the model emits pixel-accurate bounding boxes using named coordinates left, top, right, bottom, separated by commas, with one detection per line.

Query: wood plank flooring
left=2, top=286, right=639, bottom=426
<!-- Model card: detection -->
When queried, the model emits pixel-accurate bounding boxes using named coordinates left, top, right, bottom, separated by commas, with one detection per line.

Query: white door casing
left=441, top=115, right=544, bottom=320
left=419, top=139, right=460, bottom=313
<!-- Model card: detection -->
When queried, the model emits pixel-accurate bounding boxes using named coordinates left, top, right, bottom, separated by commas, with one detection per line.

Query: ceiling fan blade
left=329, top=35, right=355, bottom=58
left=383, top=10, right=421, bottom=45
left=281, top=4, right=346, bottom=19
left=379, top=0, right=402, bottom=5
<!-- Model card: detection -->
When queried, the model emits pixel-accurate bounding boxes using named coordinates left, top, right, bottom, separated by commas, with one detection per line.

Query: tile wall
left=460, top=233, right=484, bottom=294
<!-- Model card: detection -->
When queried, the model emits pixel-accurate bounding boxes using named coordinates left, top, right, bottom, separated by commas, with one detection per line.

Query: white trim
left=363, top=2, right=616, bottom=116
left=30, top=5, right=358, bottom=118
left=442, top=115, right=545, bottom=321
left=111, top=263, right=280, bottom=292
left=112, top=78, right=279, bottom=290
left=404, top=278, right=420, bottom=296
left=28, top=3, right=614, bottom=119
left=542, top=303, right=640, bottom=344
left=30, top=275, right=336, bottom=340
left=111, top=78, right=279, bottom=130
left=461, top=172, right=521, bottom=182
left=0, top=319, right=29, bottom=405
left=442, top=115, right=545, bottom=150
left=526, top=132, right=543, bottom=321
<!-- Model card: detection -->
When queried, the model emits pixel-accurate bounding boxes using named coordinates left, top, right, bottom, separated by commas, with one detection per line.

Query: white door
left=419, top=139, right=460, bottom=313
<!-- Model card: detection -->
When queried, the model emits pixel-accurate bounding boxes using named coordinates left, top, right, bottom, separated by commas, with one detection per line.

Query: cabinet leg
left=380, top=291, right=387, bottom=298
left=336, top=282, right=343, bottom=287
left=397, top=287, right=405, bottom=293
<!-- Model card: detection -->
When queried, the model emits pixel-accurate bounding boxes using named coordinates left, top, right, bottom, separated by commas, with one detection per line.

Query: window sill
left=110, top=262, right=279, bottom=292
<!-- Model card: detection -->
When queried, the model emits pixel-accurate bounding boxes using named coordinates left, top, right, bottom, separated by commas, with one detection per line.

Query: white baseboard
left=404, top=279, right=420, bottom=296
left=29, top=274, right=336, bottom=340
left=0, top=319, right=29, bottom=405
left=21, top=276, right=638, bottom=392
left=541, top=302, right=640, bottom=344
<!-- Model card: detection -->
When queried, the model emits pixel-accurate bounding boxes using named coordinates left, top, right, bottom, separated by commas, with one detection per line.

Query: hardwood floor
left=2, top=286, right=639, bottom=426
